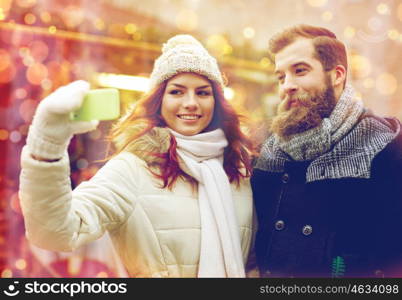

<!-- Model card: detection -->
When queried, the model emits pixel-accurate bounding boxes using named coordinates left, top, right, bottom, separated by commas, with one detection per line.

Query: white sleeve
left=19, top=146, right=140, bottom=252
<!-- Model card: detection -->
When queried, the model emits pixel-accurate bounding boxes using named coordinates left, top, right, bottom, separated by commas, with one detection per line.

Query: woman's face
left=161, top=73, right=215, bottom=136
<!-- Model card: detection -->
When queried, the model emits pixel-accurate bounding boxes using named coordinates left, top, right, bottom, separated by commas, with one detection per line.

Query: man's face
left=271, top=38, right=337, bottom=139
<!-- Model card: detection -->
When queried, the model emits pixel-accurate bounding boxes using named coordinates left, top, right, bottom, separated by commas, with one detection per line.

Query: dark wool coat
left=251, top=116, right=402, bottom=277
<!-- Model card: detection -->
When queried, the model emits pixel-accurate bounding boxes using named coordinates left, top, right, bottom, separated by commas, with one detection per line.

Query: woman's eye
left=197, top=90, right=211, bottom=96
left=169, top=89, right=183, bottom=95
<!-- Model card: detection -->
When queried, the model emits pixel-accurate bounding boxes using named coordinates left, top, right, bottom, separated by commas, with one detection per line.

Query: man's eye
left=169, top=89, right=183, bottom=95
left=295, top=68, right=307, bottom=74
left=277, top=76, right=285, bottom=83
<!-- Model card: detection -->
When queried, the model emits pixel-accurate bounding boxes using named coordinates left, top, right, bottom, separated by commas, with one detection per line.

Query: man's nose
left=282, top=76, right=298, bottom=95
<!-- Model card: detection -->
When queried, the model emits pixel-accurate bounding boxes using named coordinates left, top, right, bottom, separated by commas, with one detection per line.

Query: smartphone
left=70, top=88, right=120, bottom=121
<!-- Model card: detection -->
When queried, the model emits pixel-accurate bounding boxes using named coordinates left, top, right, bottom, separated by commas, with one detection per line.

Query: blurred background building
left=0, top=0, right=401, bottom=277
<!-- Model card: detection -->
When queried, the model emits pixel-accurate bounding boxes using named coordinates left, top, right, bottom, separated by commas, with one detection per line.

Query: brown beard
left=270, top=83, right=337, bottom=140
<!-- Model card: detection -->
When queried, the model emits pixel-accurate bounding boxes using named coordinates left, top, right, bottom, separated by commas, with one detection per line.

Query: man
left=252, top=24, right=402, bottom=277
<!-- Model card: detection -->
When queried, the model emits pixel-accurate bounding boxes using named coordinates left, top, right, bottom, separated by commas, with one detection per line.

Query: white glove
left=26, top=80, right=99, bottom=160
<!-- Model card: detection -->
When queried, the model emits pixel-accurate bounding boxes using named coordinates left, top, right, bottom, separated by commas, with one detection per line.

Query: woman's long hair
left=107, top=76, right=255, bottom=189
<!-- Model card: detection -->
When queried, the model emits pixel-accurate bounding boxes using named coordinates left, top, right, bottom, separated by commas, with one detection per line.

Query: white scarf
left=168, top=128, right=245, bottom=277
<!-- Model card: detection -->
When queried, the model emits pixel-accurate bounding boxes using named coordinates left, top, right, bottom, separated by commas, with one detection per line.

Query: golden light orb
left=376, top=73, right=397, bottom=95
left=15, top=259, right=27, bottom=270
left=175, top=9, right=198, bottom=31
left=306, top=0, right=327, bottom=7
left=243, top=27, right=255, bottom=39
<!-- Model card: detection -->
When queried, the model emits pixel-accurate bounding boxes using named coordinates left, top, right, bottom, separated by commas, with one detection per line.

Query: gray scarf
left=255, top=85, right=400, bottom=182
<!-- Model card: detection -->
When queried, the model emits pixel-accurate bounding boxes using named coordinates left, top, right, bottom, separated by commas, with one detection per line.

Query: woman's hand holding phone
left=26, top=80, right=119, bottom=161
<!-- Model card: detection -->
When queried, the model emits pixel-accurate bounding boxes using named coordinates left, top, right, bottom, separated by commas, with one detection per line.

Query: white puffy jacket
left=19, top=129, right=255, bottom=277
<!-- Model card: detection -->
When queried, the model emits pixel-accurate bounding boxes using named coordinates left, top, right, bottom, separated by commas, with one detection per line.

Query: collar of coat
left=255, top=113, right=401, bottom=182
left=113, top=124, right=171, bottom=166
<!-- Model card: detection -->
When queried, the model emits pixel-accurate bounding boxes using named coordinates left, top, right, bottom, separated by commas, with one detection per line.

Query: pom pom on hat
left=149, top=34, right=224, bottom=90
left=161, top=34, right=205, bottom=53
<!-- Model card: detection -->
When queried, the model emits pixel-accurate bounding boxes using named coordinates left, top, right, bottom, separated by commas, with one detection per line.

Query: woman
left=19, top=35, right=255, bottom=277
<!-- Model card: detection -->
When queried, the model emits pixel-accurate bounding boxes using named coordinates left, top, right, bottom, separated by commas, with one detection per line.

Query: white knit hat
left=149, top=34, right=224, bottom=90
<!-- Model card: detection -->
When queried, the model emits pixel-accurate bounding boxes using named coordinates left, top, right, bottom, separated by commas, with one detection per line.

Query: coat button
left=282, top=173, right=290, bottom=183
left=275, top=220, right=285, bottom=231
left=302, top=225, right=313, bottom=236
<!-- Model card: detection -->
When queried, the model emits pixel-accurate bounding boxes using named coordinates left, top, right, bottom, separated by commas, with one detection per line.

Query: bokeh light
left=10, top=192, right=22, bottom=214
left=18, top=47, right=29, bottom=58
left=19, top=99, right=37, bottom=123
left=18, top=124, right=29, bottom=136
left=224, top=87, right=235, bottom=100
left=322, top=11, right=333, bottom=22
left=16, top=0, right=36, bottom=8
left=41, top=78, right=52, bottom=90
left=125, top=23, right=137, bottom=34
left=11, top=30, right=34, bottom=46
left=0, top=8, right=5, bottom=21
left=24, top=13, right=36, bottom=25
left=388, top=29, right=399, bottom=40
left=48, top=26, right=57, bottom=34
left=377, top=3, right=390, bottom=15
left=0, top=0, right=12, bottom=20
left=0, top=49, right=11, bottom=72
left=96, top=271, right=109, bottom=278
left=363, top=78, right=375, bottom=89
left=344, top=26, right=356, bottom=39
left=398, top=3, right=402, bottom=22
left=131, top=31, right=142, bottom=41
left=376, top=73, right=397, bottom=95
left=22, top=54, right=35, bottom=67
left=46, top=61, right=62, bottom=77
left=15, top=259, right=27, bottom=270
left=222, top=44, right=233, bottom=55
left=94, top=18, right=105, bottom=31
left=0, top=63, right=16, bottom=84
left=61, top=5, right=85, bottom=28
left=108, top=23, right=125, bottom=37
left=1, top=269, right=12, bottom=278
left=40, top=11, right=51, bottom=23
left=259, top=57, right=271, bottom=69
left=18, top=123, right=30, bottom=135
left=368, top=17, right=382, bottom=31
left=243, top=27, right=255, bottom=39
left=175, top=9, right=198, bottom=31
left=350, top=54, right=371, bottom=79
left=0, top=129, right=9, bottom=141
left=9, top=131, right=22, bottom=143
left=206, top=34, right=230, bottom=57
left=26, top=63, right=48, bottom=85
left=355, top=91, right=363, bottom=101
left=306, top=0, right=327, bottom=7
left=29, top=40, right=49, bottom=62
